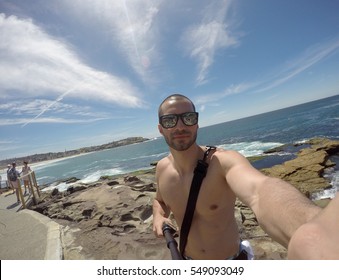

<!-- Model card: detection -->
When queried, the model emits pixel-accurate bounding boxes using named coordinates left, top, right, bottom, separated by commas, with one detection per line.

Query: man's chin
left=164, top=133, right=197, bottom=152
left=170, top=140, right=194, bottom=151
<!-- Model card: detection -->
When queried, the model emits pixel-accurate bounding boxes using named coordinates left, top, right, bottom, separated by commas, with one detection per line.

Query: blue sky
left=0, top=0, right=338, bottom=160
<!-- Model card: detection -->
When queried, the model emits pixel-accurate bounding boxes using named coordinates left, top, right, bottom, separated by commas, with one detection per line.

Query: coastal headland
left=0, top=137, right=149, bottom=169
left=23, top=138, right=339, bottom=259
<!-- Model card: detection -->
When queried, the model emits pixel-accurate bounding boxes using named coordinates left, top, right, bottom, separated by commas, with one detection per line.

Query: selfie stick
left=162, top=223, right=183, bottom=260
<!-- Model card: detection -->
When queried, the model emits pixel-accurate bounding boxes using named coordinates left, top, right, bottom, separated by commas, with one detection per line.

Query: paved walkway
left=0, top=189, right=63, bottom=260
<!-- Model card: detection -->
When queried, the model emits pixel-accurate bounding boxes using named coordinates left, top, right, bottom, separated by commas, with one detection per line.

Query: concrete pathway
left=0, top=189, right=63, bottom=260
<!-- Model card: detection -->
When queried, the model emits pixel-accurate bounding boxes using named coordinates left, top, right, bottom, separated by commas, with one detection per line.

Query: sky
left=0, top=0, right=339, bottom=160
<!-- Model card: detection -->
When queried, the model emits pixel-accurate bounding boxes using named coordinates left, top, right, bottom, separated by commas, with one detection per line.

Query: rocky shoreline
left=28, top=138, right=339, bottom=260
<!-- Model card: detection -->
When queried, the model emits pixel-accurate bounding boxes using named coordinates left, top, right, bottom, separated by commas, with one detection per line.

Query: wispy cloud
left=0, top=99, right=112, bottom=126
left=195, top=37, right=339, bottom=105
left=181, top=0, right=239, bottom=86
left=0, top=13, right=144, bottom=107
left=60, top=0, right=163, bottom=86
left=0, top=99, right=100, bottom=117
left=194, top=82, right=252, bottom=105
left=253, top=37, right=339, bottom=93
left=0, top=117, right=109, bottom=126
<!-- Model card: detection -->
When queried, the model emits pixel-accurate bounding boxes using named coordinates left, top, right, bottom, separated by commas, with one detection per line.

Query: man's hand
left=153, top=216, right=175, bottom=237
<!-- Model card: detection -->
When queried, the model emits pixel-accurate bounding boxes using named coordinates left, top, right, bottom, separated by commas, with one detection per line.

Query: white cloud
left=181, top=0, right=239, bottom=86
left=0, top=117, right=108, bottom=126
left=253, top=38, right=339, bottom=93
left=0, top=13, right=144, bottom=107
left=194, top=37, right=339, bottom=106
left=59, top=0, right=163, bottom=86
left=1, top=99, right=92, bottom=116
left=0, top=98, right=138, bottom=126
left=194, top=82, right=252, bottom=105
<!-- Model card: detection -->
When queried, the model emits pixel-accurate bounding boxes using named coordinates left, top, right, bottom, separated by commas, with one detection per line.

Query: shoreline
left=0, top=152, right=97, bottom=188
left=0, top=137, right=150, bottom=169
left=3, top=137, right=338, bottom=194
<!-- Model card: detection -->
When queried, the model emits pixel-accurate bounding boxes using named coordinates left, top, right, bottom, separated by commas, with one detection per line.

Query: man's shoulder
left=210, top=149, right=248, bottom=169
left=155, top=155, right=176, bottom=178
left=211, top=148, right=242, bottom=159
left=156, top=156, right=171, bottom=169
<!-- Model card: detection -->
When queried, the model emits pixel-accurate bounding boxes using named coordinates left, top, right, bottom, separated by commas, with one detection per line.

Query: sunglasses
left=159, top=112, right=199, bottom=129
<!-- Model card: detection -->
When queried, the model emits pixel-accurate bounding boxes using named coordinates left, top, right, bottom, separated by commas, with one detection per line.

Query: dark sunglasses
left=159, top=112, right=199, bottom=129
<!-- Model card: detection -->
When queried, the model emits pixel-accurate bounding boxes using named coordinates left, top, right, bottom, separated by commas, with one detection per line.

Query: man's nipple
left=210, top=204, right=218, bottom=210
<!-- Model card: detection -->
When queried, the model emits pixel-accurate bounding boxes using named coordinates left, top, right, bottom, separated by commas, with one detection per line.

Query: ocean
left=1, top=95, right=339, bottom=198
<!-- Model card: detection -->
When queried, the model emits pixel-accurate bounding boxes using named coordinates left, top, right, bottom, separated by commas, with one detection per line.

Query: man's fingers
left=153, top=224, right=164, bottom=238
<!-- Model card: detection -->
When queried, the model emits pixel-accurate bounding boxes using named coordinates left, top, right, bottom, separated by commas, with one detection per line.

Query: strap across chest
left=179, top=146, right=216, bottom=256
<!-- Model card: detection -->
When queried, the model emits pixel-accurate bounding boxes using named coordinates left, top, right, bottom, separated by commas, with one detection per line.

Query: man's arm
left=220, top=150, right=321, bottom=247
left=152, top=198, right=172, bottom=237
left=152, top=162, right=173, bottom=237
left=288, top=193, right=339, bottom=259
left=253, top=177, right=320, bottom=247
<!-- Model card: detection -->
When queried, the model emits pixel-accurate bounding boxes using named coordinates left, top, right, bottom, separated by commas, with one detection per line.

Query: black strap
left=179, top=146, right=216, bottom=257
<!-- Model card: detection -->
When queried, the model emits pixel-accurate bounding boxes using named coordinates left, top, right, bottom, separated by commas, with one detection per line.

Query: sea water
left=1, top=95, right=338, bottom=197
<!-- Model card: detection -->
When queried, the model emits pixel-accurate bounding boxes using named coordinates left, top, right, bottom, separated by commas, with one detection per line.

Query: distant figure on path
left=6, top=164, right=15, bottom=194
left=7, top=162, right=21, bottom=203
left=21, top=161, right=32, bottom=195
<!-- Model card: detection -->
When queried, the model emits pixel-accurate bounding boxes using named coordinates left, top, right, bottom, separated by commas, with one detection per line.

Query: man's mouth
left=172, top=132, right=190, bottom=139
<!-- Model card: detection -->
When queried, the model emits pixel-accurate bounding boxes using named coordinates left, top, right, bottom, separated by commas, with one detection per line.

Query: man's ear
left=158, top=124, right=164, bottom=135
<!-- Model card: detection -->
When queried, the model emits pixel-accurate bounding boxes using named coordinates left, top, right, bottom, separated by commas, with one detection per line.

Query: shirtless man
left=152, top=94, right=338, bottom=260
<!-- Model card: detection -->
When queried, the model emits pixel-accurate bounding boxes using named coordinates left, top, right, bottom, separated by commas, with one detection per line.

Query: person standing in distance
left=7, top=162, right=21, bottom=203
left=21, top=161, right=32, bottom=195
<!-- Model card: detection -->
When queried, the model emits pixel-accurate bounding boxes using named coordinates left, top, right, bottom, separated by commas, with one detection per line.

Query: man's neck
left=169, top=144, right=204, bottom=174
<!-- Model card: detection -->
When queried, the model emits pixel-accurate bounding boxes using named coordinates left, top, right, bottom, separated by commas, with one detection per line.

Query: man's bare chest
left=160, top=171, right=233, bottom=222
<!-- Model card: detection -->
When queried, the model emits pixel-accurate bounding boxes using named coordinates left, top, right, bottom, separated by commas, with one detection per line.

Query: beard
left=163, top=129, right=197, bottom=151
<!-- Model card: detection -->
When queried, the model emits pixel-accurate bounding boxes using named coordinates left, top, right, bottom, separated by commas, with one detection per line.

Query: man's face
left=158, top=99, right=198, bottom=151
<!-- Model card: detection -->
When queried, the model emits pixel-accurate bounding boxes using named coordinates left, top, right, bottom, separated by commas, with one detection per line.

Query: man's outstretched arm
left=288, top=193, right=339, bottom=259
left=221, top=150, right=321, bottom=247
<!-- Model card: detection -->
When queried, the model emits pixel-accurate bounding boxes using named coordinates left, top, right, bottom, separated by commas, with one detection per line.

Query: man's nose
left=175, top=117, right=186, bottom=129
